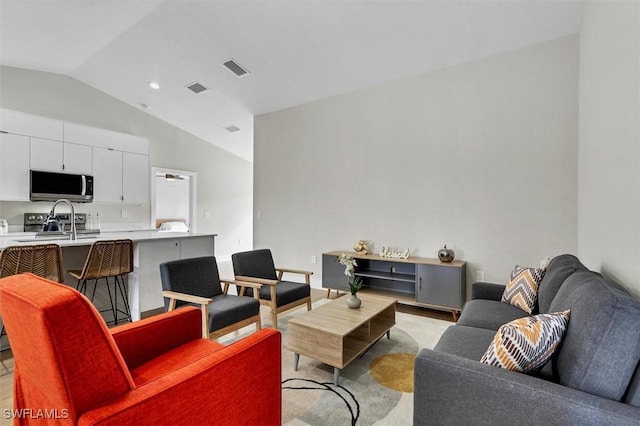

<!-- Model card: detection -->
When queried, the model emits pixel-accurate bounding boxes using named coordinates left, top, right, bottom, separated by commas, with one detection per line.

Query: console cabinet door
left=322, top=254, right=350, bottom=291
left=416, top=264, right=465, bottom=310
left=0, top=133, right=30, bottom=201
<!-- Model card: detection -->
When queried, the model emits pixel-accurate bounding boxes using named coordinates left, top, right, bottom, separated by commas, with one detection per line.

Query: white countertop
left=0, top=230, right=217, bottom=249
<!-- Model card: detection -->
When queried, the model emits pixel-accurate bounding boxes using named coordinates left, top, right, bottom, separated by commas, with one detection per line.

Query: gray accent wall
left=255, top=36, right=580, bottom=295
left=0, top=66, right=253, bottom=259
left=577, top=0, right=640, bottom=297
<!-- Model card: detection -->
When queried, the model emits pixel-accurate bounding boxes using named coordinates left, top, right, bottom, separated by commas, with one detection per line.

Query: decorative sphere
left=438, top=244, right=455, bottom=262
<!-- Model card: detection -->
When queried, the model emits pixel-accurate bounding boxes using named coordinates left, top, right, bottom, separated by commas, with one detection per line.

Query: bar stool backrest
left=78, top=240, right=133, bottom=280
left=0, top=244, right=64, bottom=282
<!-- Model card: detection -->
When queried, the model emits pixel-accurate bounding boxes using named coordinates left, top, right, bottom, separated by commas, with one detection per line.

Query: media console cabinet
left=322, top=251, right=466, bottom=320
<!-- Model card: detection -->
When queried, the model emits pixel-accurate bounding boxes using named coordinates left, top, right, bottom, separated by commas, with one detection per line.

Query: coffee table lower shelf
left=286, top=294, right=396, bottom=385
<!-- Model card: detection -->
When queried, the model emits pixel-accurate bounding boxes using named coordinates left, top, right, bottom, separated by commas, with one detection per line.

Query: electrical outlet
left=121, top=210, right=127, bottom=218
left=204, top=211, right=211, bottom=219
left=311, top=255, right=317, bottom=264
left=476, top=271, right=485, bottom=282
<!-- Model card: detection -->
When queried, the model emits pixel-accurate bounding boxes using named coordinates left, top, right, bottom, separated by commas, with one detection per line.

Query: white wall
left=577, top=0, right=640, bottom=296
left=0, top=66, right=253, bottom=258
left=255, top=36, right=579, bottom=294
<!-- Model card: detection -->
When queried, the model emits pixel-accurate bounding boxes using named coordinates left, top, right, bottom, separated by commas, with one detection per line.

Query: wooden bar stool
left=0, top=244, right=64, bottom=282
left=0, top=244, right=64, bottom=368
left=68, top=239, right=133, bottom=325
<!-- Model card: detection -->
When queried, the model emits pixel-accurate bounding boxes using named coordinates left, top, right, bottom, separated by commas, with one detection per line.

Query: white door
left=0, top=133, right=30, bottom=201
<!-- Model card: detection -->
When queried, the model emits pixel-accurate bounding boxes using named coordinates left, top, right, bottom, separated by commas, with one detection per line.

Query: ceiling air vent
left=222, top=58, right=249, bottom=77
left=223, top=125, right=241, bottom=133
left=186, top=81, right=208, bottom=94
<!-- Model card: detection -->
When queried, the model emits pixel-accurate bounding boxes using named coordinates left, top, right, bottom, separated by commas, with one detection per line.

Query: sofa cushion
left=457, top=299, right=528, bottom=331
left=501, top=265, right=545, bottom=314
left=549, top=271, right=640, bottom=401
left=480, top=310, right=570, bottom=373
left=625, top=362, right=640, bottom=407
left=434, top=325, right=496, bottom=361
left=537, top=254, right=588, bottom=313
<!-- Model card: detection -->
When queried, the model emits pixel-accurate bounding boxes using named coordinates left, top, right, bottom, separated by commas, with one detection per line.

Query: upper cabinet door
left=30, top=137, right=64, bottom=172
left=0, top=133, right=30, bottom=201
left=0, top=109, right=63, bottom=141
left=93, top=147, right=123, bottom=203
left=63, top=143, right=92, bottom=175
left=123, top=152, right=150, bottom=204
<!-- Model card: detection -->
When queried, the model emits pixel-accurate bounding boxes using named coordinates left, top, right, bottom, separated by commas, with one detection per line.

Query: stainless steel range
left=24, top=212, right=88, bottom=232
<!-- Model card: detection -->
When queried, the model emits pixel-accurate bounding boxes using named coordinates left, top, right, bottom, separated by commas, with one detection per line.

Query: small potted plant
left=337, top=253, right=363, bottom=309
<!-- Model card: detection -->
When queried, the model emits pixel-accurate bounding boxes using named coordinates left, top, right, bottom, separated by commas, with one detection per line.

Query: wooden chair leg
left=201, top=305, right=209, bottom=338
left=326, top=289, right=331, bottom=298
left=307, top=299, right=312, bottom=311
left=270, top=286, right=278, bottom=329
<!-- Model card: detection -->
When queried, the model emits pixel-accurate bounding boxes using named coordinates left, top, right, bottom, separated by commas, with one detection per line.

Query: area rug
left=275, top=301, right=452, bottom=425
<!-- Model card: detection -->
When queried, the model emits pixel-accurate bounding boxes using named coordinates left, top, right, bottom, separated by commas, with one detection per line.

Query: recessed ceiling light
left=148, top=81, right=160, bottom=90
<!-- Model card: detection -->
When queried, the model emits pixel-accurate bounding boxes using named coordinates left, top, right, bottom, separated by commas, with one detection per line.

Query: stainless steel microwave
left=30, top=170, right=94, bottom=203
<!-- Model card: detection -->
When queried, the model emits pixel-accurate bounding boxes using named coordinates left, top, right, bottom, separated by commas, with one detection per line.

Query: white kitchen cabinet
left=122, top=152, right=150, bottom=204
left=134, top=238, right=181, bottom=314
left=93, top=147, right=123, bottom=202
left=0, top=108, right=63, bottom=141
left=30, top=138, right=92, bottom=174
left=64, top=122, right=148, bottom=154
left=30, top=137, right=63, bottom=171
left=0, top=133, right=30, bottom=201
left=93, top=148, right=150, bottom=204
left=63, top=143, right=93, bottom=174
left=132, top=236, right=215, bottom=317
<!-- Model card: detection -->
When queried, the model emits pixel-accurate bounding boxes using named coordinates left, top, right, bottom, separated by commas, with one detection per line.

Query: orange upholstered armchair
left=0, top=273, right=282, bottom=426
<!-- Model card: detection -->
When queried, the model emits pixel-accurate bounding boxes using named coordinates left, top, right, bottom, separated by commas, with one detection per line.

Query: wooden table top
left=287, top=293, right=396, bottom=337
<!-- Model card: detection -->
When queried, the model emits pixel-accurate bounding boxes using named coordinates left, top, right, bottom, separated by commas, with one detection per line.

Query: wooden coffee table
left=286, top=293, right=396, bottom=385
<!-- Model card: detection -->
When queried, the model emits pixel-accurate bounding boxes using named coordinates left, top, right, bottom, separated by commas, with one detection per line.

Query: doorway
left=151, top=167, right=197, bottom=231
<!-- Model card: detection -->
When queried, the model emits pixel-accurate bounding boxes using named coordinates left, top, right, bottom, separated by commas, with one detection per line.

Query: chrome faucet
left=50, top=199, right=77, bottom=241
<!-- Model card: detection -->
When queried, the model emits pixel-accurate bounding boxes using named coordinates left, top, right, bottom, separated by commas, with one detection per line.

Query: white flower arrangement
left=337, top=253, right=363, bottom=295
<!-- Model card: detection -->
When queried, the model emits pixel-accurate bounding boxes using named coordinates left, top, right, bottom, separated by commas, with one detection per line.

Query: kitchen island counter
left=0, top=231, right=217, bottom=321
left=0, top=230, right=216, bottom=249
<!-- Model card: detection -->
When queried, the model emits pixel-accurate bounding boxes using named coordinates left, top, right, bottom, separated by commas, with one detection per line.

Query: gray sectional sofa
left=414, top=254, right=640, bottom=425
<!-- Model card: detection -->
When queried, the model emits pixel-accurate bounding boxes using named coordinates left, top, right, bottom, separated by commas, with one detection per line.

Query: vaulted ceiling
left=0, top=0, right=585, bottom=162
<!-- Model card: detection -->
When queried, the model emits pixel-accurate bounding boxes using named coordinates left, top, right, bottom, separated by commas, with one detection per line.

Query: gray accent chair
left=160, top=256, right=262, bottom=339
left=414, top=254, right=640, bottom=425
left=232, top=248, right=312, bottom=329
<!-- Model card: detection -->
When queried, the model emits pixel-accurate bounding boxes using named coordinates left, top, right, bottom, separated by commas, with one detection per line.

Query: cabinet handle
left=419, top=276, right=422, bottom=290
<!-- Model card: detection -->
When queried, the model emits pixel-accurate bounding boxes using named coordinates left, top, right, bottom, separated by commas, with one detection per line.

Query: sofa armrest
left=470, top=282, right=505, bottom=300
left=79, top=329, right=282, bottom=426
left=414, top=349, right=640, bottom=425
left=111, top=307, right=202, bottom=370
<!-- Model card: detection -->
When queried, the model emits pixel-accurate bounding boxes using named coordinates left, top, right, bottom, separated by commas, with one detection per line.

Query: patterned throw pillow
left=480, top=310, right=571, bottom=373
left=501, top=265, right=546, bottom=314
